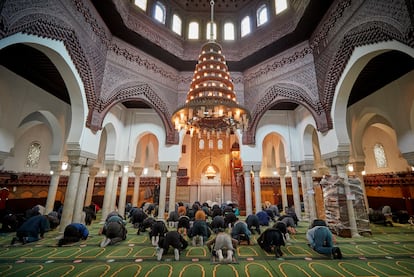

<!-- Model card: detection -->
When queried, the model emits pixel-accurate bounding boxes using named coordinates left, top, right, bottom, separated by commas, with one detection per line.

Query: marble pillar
left=73, top=165, right=90, bottom=223
left=45, top=161, right=62, bottom=214
left=84, top=167, right=99, bottom=206
left=158, top=162, right=169, bottom=220
left=101, top=165, right=116, bottom=222
left=132, top=167, right=143, bottom=207
left=278, top=167, right=288, bottom=211
left=290, top=166, right=302, bottom=221
left=118, top=165, right=130, bottom=218
left=252, top=164, right=262, bottom=213
left=168, top=164, right=178, bottom=215
left=243, top=166, right=253, bottom=215
left=59, top=162, right=81, bottom=232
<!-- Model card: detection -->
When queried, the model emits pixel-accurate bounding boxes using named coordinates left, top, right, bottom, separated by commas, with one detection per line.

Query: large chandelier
left=172, top=0, right=250, bottom=138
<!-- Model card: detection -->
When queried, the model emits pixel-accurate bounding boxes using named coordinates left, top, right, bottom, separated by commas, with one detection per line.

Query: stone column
left=334, top=157, right=359, bottom=237
left=168, top=164, right=178, bottom=215
left=132, top=167, right=143, bottom=207
left=118, top=165, right=130, bottom=218
left=73, top=164, right=92, bottom=223
left=59, top=155, right=84, bottom=232
left=45, top=161, right=62, bottom=214
left=353, top=161, right=370, bottom=213
left=243, top=166, right=253, bottom=215
left=101, top=164, right=117, bottom=222
left=158, top=162, right=169, bottom=219
left=252, top=163, right=262, bottom=213
left=300, top=164, right=317, bottom=222
left=85, top=167, right=99, bottom=206
left=278, top=167, right=288, bottom=211
left=290, top=165, right=302, bottom=221
left=110, top=170, right=120, bottom=212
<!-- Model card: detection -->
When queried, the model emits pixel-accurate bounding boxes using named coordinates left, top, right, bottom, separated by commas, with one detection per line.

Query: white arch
left=332, top=40, right=414, bottom=151
left=0, top=33, right=87, bottom=148
left=18, top=111, right=64, bottom=158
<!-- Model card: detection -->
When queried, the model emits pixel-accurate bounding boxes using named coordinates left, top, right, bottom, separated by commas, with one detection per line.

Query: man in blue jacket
left=11, top=214, right=51, bottom=245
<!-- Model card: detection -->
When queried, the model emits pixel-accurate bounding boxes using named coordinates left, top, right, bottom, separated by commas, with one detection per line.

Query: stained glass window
left=374, top=143, right=387, bottom=168
left=26, top=142, right=41, bottom=168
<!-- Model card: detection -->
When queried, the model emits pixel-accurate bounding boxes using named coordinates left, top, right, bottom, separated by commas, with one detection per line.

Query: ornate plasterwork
left=243, top=82, right=326, bottom=145
left=97, top=82, right=178, bottom=145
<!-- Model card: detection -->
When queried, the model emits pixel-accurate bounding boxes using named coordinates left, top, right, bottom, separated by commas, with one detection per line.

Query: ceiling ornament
left=172, top=0, right=250, bottom=138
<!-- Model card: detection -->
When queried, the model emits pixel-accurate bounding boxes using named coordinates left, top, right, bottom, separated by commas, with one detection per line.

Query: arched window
left=26, top=142, right=41, bottom=168
left=224, top=22, right=235, bottom=40
left=257, top=4, right=268, bottom=26
left=206, top=22, right=217, bottom=40
left=199, top=139, right=204, bottom=150
left=209, top=139, right=213, bottom=149
left=188, top=21, right=199, bottom=39
left=275, top=0, right=287, bottom=14
left=374, top=143, right=388, bottom=168
left=218, top=139, right=223, bottom=150
left=172, top=14, right=182, bottom=35
left=134, top=0, right=147, bottom=11
left=241, top=16, right=251, bottom=37
left=154, top=2, right=166, bottom=24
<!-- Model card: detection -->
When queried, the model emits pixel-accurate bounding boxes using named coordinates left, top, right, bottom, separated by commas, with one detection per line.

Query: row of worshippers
left=8, top=203, right=342, bottom=260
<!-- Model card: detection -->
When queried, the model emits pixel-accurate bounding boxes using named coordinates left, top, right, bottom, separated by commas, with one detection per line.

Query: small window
left=218, top=139, right=223, bottom=150
left=172, top=14, right=182, bottom=35
left=134, top=0, right=147, bottom=11
left=206, top=22, right=217, bottom=40
left=275, top=0, right=287, bottom=14
left=154, top=2, right=166, bottom=24
left=224, top=22, right=235, bottom=40
left=26, top=142, right=41, bottom=168
left=199, top=139, right=204, bottom=150
left=257, top=4, right=268, bottom=26
left=241, top=16, right=251, bottom=37
left=374, top=143, right=388, bottom=168
left=188, top=21, right=199, bottom=39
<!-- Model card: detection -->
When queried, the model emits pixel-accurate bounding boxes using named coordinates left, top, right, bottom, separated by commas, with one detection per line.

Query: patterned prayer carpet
left=1, top=215, right=414, bottom=277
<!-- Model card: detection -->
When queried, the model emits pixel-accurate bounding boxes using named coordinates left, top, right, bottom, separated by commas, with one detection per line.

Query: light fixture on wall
left=172, top=0, right=250, bottom=138
left=205, top=149, right=216, bottom=179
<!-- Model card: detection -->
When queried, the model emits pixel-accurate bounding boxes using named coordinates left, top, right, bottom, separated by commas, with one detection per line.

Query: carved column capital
left=132, top=166, right=143, bottom=176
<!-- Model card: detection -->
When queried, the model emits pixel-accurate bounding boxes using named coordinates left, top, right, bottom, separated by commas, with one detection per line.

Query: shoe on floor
left=332, top=247, right=342, bottom=259
left=157, top=248, right=164, bottom=261
left=100, top=237, right=111, bottom=248
left=217, top=249, right=224, bottom=262
left=174, top=248, right=180, bottom=261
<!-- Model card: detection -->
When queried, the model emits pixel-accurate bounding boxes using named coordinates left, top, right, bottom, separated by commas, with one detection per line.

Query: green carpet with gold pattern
left=1, top=215, right=414, bottom=277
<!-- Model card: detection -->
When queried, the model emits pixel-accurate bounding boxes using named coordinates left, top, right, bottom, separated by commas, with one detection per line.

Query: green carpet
left=1, top=216, right=414, bottom=277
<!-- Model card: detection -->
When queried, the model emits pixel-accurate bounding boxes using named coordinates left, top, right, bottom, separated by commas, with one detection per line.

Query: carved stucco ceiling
left=1, top=1, right=413, bottom=112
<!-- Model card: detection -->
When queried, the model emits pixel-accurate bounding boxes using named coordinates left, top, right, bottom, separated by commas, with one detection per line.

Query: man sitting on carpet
left=206, top=228, right=238, bottom=263
left=58, top=223, right=89, bottom=246
left=306, top=219, right=342, bottom=259
left=156, top=230, right=188, bottom=261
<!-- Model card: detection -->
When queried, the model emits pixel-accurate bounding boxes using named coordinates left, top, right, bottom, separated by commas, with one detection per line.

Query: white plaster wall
left=362, top=125, right=410, bottom=173
left=3, top=124, right=52, bottom=173
left=0, top=67, right=71, bottom=165
left=348, top=70, right=414, bottom=154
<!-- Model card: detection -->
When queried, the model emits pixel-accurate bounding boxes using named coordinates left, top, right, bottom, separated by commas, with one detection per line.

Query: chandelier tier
left=172, top=1, right=250, bottom=138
